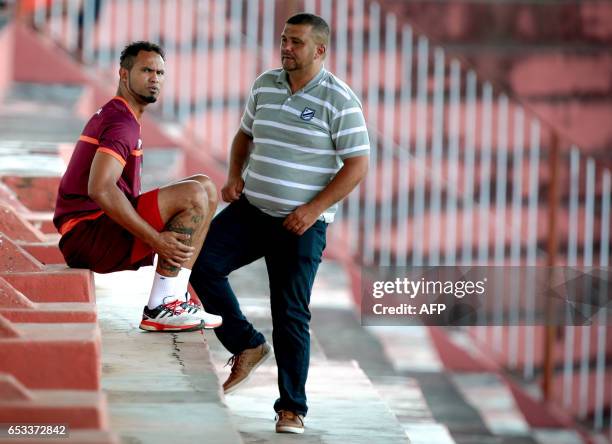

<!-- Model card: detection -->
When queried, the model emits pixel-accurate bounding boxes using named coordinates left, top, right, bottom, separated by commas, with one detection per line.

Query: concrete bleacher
left=381, top=0, right=612, bottom=156
left=0, top=12, right=608, bottom=444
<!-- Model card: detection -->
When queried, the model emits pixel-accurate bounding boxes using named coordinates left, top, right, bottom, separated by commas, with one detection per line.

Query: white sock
left=176, top=267, right=192, bottom=301
left=147, top=272, right=179, bottom=309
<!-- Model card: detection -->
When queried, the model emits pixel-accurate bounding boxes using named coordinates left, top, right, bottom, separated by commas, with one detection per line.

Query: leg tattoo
left=159, top=208, right=202, bottom=273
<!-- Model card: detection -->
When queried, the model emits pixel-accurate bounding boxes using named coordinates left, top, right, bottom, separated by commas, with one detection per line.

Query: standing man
left=190, top=13, right=369, bottom=434
left=54, top=41, right=222, bottom=332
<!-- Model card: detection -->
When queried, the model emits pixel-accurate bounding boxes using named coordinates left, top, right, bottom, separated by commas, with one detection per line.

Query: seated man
left=53, top=41, right=221, bottom=332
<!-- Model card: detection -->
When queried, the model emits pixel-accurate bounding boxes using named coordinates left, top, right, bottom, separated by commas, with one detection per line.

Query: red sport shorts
left=58, top=188, right=165, bottom=273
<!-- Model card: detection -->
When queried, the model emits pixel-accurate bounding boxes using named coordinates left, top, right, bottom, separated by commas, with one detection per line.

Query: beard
left=127, top=75, right=158, bottom=104
left=282, top=56, right=299, bottom=71
left=136, top=92, right=157, bottom=103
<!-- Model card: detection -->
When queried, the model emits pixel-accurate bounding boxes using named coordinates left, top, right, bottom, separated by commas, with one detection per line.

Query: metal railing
left=22, top=0, right=611, bottom=439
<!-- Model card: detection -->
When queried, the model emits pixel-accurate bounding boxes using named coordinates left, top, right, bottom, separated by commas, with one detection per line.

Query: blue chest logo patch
left=300, top=107, right=315, bottom=121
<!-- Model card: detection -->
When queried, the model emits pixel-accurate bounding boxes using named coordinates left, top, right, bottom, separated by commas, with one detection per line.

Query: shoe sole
left=139, top=319, right=205, bottom=332
left=202, top=321, right=223, bottom=329
left=224, top=344, right=272, bottom=395
left=276, top=426, right=304, bottom=434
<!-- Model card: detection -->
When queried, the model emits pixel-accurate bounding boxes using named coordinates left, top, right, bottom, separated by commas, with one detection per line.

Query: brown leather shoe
left=223, top=342, right=271, bottom=394
left=275, top=410, right=304, bottom=434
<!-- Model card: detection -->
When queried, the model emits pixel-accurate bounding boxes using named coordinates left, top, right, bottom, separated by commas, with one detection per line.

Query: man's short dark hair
left=120, top=41, right=165, bottom=70
left=286, top=13, right=330, bottom=46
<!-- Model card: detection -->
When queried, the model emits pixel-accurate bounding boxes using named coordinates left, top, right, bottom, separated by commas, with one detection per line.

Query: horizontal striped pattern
left=240, top=68, right=370, bottom=222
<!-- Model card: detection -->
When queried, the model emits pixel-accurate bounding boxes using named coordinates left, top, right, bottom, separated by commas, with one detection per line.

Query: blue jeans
left=190, top=195, right=327, bottom=416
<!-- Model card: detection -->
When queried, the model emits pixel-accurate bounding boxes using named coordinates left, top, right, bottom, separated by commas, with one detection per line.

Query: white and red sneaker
left=180, top=294, right=223, bottom=329
left=139, top=298, right=205, bottom=332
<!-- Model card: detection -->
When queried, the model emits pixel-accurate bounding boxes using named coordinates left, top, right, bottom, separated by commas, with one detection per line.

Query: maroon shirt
left=53, top=96, right=143, bottom=234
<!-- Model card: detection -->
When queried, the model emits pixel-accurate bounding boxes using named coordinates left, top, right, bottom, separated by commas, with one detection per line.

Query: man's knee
left=189, top=174, right=218, bottom=209
left=174, top=180, right=208, bottom=212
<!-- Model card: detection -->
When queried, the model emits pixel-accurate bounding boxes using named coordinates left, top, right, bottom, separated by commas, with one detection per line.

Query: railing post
left=542, top=130, right=560, bottom=401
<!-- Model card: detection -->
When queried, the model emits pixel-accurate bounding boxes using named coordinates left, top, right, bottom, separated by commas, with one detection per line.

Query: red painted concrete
left=425, top=321, right=595, bottom=436
left=473, top=325, right=612, bottom=371
left=18, top=241, right=65, bottom=265
left=1, top=176, right=60, bottom=212
left=508, top=54, right=612, bottom=97
left=0, top=374, right=31, bottom=401
left=1, top=305, right=97, bottom=324
left=0, top=277, right=35, bottom=309
left=527, top=100, right=612, bottom=152
left=505, top=378, right=572, bottom=429
left=26, top=215, right=57, bottom=235
left=0, top=375, right=108, bottom=430
left=0, top=204, right=46, bottom=242
left=0, top=234, right=44, bottom=272
left=12, top=22, right=199, bottom=152
left=0, top=276, right=96, bottom=322
left=427, top=325, right=498, bottom=372
left=551, top=369, right=612, bottom=417
left=380, top=1, right=612, bottom=44
left=0, top=314, right=19, bottom=338
left=12, top=23, right=88, bottom=85
left=0, top=181, right=29, bottom=214
left=0, top=316, right=101, bottom=390
left=1, top=267, right=94, bottom=303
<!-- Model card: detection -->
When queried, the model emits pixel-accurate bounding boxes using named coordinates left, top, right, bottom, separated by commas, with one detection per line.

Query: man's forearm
left=309, top=156, right=369, bottom=214
left=90, top=185, right=159, bottom=246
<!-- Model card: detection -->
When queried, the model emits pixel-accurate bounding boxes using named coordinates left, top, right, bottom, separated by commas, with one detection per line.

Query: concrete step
left=306, top=259, right=593, bottom=443
left=379, top=0, right=612, bottom=45
left=350, top=203, right=608, bottom=264
left=17, top=240, right=64, bottom=265
left=1, top=145, right=187, bottom=211
left=311, top=258, right=482, bottom=440
left=203, top=258, right=409, bottom=442
left=0, top=203, right=47, bottom=242
left=0, top=374, right=110, bottom=433
left=0, top=275, right=96, bottom=323
left=373, top=376, right=456, bottom=444
left=457, top=52, right=612, bottom=98
left=1, top=266, right=94, bottom=303
left=0, top=315, right=101, bottom=390
left=0, top=113, right=84, bottom=144
left=218, top=356, right=411, bottom=444
left=0, top=234, right=93, bottom=303
left=1, top=175, right=61, bottom=212
left=141, top=147, right=185, bottom=192
left=4, top=82, right=86, bottom=116
left=95, top=268, right=243, bottom=444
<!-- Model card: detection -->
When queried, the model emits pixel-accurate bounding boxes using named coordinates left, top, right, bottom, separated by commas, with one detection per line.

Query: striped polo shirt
left=240, top=67, right=370, bottom=222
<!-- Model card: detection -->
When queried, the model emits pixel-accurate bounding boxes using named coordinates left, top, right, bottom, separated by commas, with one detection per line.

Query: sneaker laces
left=182, top=292, right=202, bottom=310
left=162, top=298, right=185, bottom=315
left=225, top=353, right=244, bottom=373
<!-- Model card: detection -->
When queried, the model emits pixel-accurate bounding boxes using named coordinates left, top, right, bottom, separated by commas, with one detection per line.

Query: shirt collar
left=276, top=67, right=328, bottom=93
